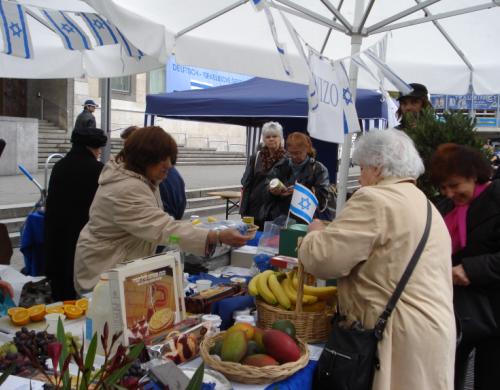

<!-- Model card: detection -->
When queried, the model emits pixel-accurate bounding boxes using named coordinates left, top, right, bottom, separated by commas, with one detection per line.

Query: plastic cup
left=196, top=279, right=212, bottom=292
left=46, top=313, right=66, bottom=333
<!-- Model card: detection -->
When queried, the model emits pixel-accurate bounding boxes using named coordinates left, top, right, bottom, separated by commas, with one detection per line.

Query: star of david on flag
left=42, top=10, right=91, bottom=50
left=79, top=13, right=119, bottom=46
left=289, top=183, right=318, bottom=224
left=0, top=0, right=33, bottom=58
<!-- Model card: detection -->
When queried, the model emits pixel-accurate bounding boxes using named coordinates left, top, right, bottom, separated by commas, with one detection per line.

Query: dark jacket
left=438, top=180, right=500, bottom=328
left=44, top=145, right=103, bottom=300
left=74, top=109, right=96, bottom=130
left=262, top=156, right=330, bottom=223
left=159, top=167, right=186, bottom=220
left=240, top=151, right=279, bottom=228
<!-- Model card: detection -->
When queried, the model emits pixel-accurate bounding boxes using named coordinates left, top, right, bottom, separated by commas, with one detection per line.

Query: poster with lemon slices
left=108, top=252, right=185, bottom=346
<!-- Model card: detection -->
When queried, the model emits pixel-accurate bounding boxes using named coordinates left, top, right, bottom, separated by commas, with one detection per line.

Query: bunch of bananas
left=248, top=269, right=337, bottom=311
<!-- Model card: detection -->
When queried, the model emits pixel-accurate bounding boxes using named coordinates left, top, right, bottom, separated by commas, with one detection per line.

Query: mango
left=221, top=330, right=247, bottom=363
left=246, top=340, right=264, bottom=356
left=271, top=319, right=296, bottom=339
left=252, top=327, right=265, bottom=351
left=242, top=354, right=279, bottom=367
left=209, top=340, right=223, bottom=356
left=263, top=329, right=301, bottom=363
left=226, top=322, right=255, bottom=341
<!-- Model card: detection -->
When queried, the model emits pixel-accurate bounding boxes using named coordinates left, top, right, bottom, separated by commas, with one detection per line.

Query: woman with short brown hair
left=430, top=143, right=500, bottom=390
left=75, top=126, right=250, bottom=294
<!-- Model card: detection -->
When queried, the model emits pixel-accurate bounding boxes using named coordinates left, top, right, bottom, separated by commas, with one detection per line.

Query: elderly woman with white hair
left=240, top=121, right=286, bottom=229
left=299, top=129, right=455, bottom=390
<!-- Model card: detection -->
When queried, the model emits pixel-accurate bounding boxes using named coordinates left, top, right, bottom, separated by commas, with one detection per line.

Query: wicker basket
left=256, top=262, right=335, bottom=343
left=200, top=332, right=310, bottom=384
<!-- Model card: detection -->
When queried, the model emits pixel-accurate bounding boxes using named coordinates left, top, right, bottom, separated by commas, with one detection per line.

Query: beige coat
left=74, top=159, right=208, bottom=294
left=299, top=178, right=455, bottom=390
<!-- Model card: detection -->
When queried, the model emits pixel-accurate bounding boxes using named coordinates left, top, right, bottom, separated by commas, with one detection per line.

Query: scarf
left=444, top=182, right=490, bottom=254
left=260, top=146, right=286, bottom=172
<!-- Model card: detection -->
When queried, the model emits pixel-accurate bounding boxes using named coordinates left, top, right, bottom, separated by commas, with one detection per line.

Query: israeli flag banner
left=289, top=183, right=318, bottom=224
left=79, top=13, right=118, bottom=46
left=0, top=0, right=33, bottom=58
left=111, top=25, right=144, bottom=60
left=307, top=51, right=360, bottom=143
left=42, top=10, right=91, bottom=51
left=251, top=0, right=268, bottom=12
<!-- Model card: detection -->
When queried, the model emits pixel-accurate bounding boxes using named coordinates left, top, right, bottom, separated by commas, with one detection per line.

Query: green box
left=279, top=224, right=308, bottom=257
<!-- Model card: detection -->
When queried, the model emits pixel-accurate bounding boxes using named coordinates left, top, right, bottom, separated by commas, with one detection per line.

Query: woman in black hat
left=396, top=83, right=433, bottom=131
left=44, top=128, right=107, bottom=301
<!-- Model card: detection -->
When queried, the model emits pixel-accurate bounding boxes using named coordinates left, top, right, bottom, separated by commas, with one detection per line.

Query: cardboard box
left=108, top=252, right=185, bottom=346
left=230, top=245, right=258, bottom=268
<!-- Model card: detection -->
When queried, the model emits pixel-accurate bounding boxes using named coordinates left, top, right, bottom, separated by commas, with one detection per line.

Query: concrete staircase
left=1, top=185, right=242, bottom=249
left=37, top=120, right=247, bottom=168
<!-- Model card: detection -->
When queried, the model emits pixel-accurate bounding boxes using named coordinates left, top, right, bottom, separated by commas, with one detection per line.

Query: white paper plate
left=182, top=367, right=233, bottom=390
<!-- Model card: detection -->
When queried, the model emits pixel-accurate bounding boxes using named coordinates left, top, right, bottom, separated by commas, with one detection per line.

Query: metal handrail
left=188, top=136, right=209, bottom=148
left=44, top=153, right=64, bottom=192
left=37, top=93, right=69, bottom=128
left=170, top=132, right=187, bottom=146
left=209, top=140, right=229, bottom=151
left=229, top=143, right=246, bottom=153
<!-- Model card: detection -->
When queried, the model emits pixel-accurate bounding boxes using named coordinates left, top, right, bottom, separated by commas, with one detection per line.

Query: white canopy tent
left=0, top=0, right=163, bottom=161
left=0, top=0, right=162, bottom=78
left=87, top=0, right=500, bottom=95
left=88, top=0, right=500, bottom=208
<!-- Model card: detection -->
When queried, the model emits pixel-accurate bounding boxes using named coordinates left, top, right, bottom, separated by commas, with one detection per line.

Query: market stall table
left=207, top=191, right=241, bottom=219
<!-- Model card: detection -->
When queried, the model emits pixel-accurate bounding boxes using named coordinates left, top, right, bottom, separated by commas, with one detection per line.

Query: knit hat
left=71, top=128, right=107, bottom=148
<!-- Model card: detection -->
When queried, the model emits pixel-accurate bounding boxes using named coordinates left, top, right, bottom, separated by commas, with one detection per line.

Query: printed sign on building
left=166, top=56, right=251, bottom=92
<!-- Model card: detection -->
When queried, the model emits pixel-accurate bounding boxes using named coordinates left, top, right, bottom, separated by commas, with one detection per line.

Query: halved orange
left=75, top=298, right=89, bottom=314
left=8, top=307, right=27, bottom=318
left=11, top=310, right=30, bottom=326
left=63, top=304, right=83, bottom=320
left=46, top=306, right=65, bottom=315
left=28, top=304, right=46, bottom=322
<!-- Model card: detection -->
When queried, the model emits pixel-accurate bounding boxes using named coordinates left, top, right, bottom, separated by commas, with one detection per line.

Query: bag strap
left=374, top=199, right=432, bottom=340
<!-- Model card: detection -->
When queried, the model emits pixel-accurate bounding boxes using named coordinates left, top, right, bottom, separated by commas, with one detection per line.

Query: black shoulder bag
left=313, top=200, right=432, bottom=390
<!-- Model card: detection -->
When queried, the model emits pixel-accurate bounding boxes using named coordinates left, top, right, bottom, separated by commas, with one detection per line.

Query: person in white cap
left=74, top=99, right=98, bottom=130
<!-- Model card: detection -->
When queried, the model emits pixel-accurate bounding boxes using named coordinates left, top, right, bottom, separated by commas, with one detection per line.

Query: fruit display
left=6, top=299, right=88, bottom=327
left=13, top=327, right=56, bottom=367
left=248, top=269, right=337, bottom=310
left=0, top=341, right=32, bottom=376
left=209, top=320, right=302, bottom=367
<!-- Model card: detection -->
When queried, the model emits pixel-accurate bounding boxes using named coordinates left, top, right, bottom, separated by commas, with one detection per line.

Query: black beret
left=71, top=128, right=107, bottom=148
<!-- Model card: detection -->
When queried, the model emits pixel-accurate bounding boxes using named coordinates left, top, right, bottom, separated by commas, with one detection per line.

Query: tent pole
left=336, top=0, right=366, bottom=212
left=101, top=78, right=112, bottom=163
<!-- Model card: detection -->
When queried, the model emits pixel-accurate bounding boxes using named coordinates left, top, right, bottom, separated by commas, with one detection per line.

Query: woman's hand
left=270, top=186, right=286, bottom=196
left=207, top=229, right=252, bottom=247
left=308, top=219, right=326, bottom=233
left=452, top=265, right=471, bottom=286
left=0, top=280, right=14, bottom=298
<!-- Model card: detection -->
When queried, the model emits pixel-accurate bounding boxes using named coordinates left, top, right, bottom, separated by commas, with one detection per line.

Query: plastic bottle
left=167, top=234, right=184, bottom=271
left=86, top=273, right=112, bottom=355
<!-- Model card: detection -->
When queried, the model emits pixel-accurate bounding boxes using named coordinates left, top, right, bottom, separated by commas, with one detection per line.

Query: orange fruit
left=28, top=304, right=46, bottom=322
left=46, top=306, right=65, bottom=315
left=63, top=304, right=83, bottom=320
left=11, top=310, right=30, bottom=326
left=8, top=307, right=27, bottom=318
left=63, top=300, right=76, bottom=305
left=75, top=298, right=89, bottom=313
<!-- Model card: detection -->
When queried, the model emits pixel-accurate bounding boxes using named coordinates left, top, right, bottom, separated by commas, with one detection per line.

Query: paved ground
left=0, top=164, right=246, bottom=205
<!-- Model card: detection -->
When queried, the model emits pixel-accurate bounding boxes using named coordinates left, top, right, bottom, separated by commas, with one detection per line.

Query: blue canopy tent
left=145, top=77, right=388, bottom=181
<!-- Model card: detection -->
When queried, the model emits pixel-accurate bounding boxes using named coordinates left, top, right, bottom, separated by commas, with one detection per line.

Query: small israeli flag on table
left=0, top=0, right=33, bottom=58
left=289, top=183, right=318, bottom=224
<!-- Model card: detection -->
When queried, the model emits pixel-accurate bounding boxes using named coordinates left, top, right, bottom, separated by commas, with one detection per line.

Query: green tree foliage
left=403, top=108, right=483, bottom=199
